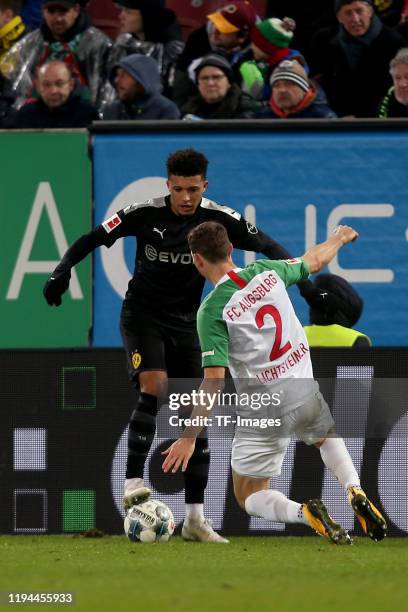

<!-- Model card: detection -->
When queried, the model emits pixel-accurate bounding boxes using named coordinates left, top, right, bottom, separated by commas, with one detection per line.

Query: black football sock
left=126, top=392, right=158, bottom=480
left=183, top=436, right=210, bottom=504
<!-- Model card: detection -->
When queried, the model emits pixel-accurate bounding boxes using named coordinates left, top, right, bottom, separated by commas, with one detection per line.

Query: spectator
left=21, top=0, right=87, bottom=31
left=101, top=53, right=180, bottom=120
left=11, top=59, right=97, bottom=127
left=108, top=0, right=184, bottom=94
left=256, top=59, right=337, bottom=118
left=0, top=0, right=26, bottom=60
left=173, top=1, right=257, bottom=108
left=0, top=0, right=112, bottom=110
left=309, top=0, right=406, bottom=117
left=240, top=16, right=305, bottom=100
left=182, top=53, right=262, bottom=120
left=378, top=47, right=408, bottom=116
left=302, top=273, right=371, bottom=347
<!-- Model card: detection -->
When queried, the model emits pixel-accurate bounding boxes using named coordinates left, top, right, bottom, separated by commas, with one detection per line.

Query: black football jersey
left=57, top=196, right=292, bottom=316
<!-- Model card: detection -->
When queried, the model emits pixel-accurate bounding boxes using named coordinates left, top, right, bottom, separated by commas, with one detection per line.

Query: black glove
left=43, top=271, right=71, bottom=306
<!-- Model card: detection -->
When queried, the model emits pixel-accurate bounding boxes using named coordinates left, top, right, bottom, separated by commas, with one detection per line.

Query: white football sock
left=245, top=490, right=307, bottom=525
left=185, top=503, right=205, bottom=521
left=319, top=437, right=361, bottom=491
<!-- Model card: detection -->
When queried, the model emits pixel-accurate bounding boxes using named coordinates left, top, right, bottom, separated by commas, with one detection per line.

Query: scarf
left=270, top=85, right=316, bottom=118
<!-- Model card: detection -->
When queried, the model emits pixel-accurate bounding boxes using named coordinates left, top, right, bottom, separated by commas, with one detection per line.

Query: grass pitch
left=0, top=536, right=407, bottom=612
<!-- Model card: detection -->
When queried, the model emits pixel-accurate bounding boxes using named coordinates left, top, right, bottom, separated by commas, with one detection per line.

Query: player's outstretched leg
left=302, top=499, right=352, bottom=545
left=347, top=487, right=387, bottom=542
left=182, top=437, right=229, bottom=543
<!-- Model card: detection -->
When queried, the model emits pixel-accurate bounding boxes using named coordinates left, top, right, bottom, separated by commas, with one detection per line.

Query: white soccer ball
left=124, top=500, right=175, bottom=543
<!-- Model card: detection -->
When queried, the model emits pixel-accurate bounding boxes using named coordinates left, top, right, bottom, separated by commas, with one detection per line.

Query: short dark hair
left=166, top=149, right=208, bottom=178
left=188, top=221, right=231, bottom=263
left=0, top=0, right=22, bottom=13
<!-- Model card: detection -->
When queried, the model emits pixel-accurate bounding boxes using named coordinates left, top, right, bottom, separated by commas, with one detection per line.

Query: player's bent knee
left=139, top=371, right=168, bottom=397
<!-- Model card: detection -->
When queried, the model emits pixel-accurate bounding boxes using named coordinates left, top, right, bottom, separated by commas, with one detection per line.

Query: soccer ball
left=124, top=500, right=175, bottom=543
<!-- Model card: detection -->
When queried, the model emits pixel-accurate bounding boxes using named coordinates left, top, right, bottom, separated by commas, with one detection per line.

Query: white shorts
left=231, top=391, right=334, bottom=479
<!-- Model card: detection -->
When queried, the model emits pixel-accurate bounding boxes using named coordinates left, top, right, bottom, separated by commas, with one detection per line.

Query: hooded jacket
left=0, top=10, right=113, bottom=110
left=101, top=54, right=180, bottom=120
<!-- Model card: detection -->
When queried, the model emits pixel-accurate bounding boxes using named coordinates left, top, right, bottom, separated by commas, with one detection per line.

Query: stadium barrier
left=2, top=347, right=406, bottom=536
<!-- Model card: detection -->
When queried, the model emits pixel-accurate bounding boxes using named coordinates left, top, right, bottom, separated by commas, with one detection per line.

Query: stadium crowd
left=1, top=0, right=408, bottom=127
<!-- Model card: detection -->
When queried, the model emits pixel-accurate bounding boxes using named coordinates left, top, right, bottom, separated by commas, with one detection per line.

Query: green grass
left=0, top=536, right=407, bottom=611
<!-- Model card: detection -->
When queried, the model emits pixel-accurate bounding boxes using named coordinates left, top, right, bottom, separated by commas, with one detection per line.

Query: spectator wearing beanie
left=240, top=16, right=306, bottom=100
left=309, top=0, right=406, bottom=117
left=302, top=273, right=371, bottom=347
left=181, top=53, right=262, bottom=119
left=108, top=0, right=184, bottom=95
left=173, top=1, right=257, bottom=108
left=256, top=59, right=336, bottom=118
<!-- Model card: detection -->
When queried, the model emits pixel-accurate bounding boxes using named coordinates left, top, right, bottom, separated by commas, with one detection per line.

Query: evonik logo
left=144, top=244, right=192, bottom=264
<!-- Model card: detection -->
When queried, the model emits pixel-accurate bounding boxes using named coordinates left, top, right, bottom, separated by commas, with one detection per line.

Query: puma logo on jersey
left=153, top=227, right=166, bottom=239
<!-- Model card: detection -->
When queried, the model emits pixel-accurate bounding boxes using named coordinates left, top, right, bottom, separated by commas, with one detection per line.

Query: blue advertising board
left=92, top=129, right=408, bottom=347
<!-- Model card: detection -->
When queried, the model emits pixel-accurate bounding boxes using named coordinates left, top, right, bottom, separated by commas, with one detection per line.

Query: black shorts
left=120, top=304, right=202, bottom=383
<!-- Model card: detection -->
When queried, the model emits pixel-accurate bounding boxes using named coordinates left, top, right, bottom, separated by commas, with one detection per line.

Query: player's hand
left=162, top=438, right=196, bottom=473
left=333, top=225, right=359, bottom=245
left=43, top=271, right=71, bottom=306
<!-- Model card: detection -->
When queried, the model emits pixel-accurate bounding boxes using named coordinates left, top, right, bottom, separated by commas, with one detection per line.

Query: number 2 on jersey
left=255, top=305, right=292, bottom=361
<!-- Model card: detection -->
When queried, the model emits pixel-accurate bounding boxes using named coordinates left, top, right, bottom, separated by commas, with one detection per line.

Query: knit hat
left=270, top=59, right=309, bottom=92
left=207, top=1, right=257, bottom=34
left=251, top=17, right=295, bottom=55
left=195, top=54, right=233, bottom=83
left=334, top=0, right=373, bottom=14
left=310, top=274, right=364, bottom=327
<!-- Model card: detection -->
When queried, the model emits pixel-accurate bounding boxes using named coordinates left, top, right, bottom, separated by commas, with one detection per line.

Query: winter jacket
left=378, top=86, right=408, bottom=117
left=182, top=83, right=262, bottom=119
left=101, top=54, right=180, bottom=120
left=309, top=22, right=405, bottom=117
left=11, top=92, right=98, bottom=128
left=0, top=11, right=113, bottom=110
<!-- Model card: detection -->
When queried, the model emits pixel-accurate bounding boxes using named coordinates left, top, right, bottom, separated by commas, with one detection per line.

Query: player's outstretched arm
left=302, top=225, right=358, bottom=274
left=43, top=231, right=103, bottom=307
